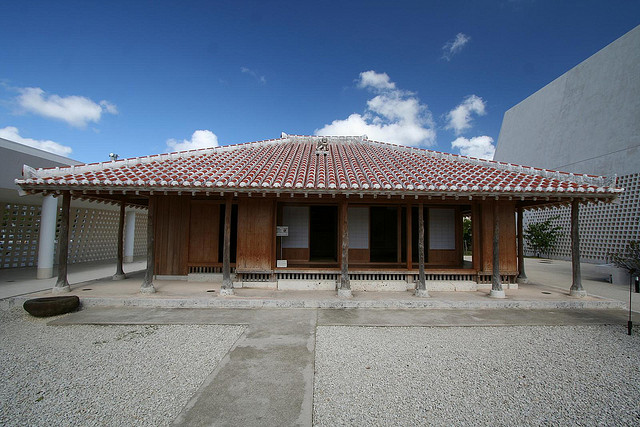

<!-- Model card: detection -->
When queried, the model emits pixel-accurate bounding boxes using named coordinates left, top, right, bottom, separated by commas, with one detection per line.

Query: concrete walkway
left=50, top=306, right=636, bottom=427
left=0, top=257, right=146, bottom=299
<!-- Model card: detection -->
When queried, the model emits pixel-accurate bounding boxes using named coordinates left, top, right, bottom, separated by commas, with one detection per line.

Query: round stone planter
left=23, top=296, right=80, bottom=317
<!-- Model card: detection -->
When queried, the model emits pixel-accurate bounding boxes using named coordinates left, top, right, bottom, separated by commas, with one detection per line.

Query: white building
left=494, top=25, right=640, bottom=264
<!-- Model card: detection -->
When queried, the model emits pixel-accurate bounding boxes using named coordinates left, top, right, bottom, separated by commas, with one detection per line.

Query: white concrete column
left=124, top=210, right=136, bottom=263
left=36, top=195, right=58, bottom=279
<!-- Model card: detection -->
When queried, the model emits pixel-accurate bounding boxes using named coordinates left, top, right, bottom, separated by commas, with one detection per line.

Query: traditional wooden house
left=15, top=134, right=621, bottom=297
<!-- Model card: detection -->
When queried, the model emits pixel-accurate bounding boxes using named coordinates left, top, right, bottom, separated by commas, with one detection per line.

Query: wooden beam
left=221, top=196, right=234, bottom=295
left=406, top=203, right=412, bottom=270
left=52, top=191, right=71, bottom=293
left=570, top=199, right=586, bottom=297
left=113, top=200, right=126, bottom=280
left=415, top=203, right=429, bottom=297
left=490, top=200, right=505, bottom=298
left=397, top=206, right=402, bottom=263
left=338, top=199, right=351, bottom=297
left=516, top=206, right=528, bottom=283
left=140, top=196, right=156, bottom=293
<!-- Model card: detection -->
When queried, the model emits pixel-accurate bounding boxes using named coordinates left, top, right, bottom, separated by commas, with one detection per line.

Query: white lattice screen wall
left=523, top=173, right=640, bottom=262
left=1, top=203, right=41, bottom=268
left=1, top=202, right=148, bottom=268
left=133, top=212, right=147, bottom=256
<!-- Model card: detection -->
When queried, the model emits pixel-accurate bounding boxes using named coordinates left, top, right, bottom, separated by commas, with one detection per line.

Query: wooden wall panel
left=188, top=202, right=219, bottom=264
left=282, top=248, right=309, bottom=262
left=480, top=201, right=517, bottom=273
left=154, top=195, right=190, bottom=275
left=349, top=248, right=369, bottom=263
left=236, top=199, right=274, bottom=271
left=427, top=250, right=458, bottom=266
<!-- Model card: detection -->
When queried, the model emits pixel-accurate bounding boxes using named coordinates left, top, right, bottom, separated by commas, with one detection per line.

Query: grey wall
left=0, top=137, right=81, bottom=204
left=494, top=25, right=640, bottom=177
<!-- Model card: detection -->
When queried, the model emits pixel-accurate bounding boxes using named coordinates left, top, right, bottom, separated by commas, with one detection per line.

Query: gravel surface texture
left=0, top=304, right=245, bottom=426
left=314, top=324, right=640, bottom=426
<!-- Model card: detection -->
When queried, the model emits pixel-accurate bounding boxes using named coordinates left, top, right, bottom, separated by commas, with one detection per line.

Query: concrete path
left=50, top=306, right=636, bottom=427
left=0, top=257, right=146, bottom=299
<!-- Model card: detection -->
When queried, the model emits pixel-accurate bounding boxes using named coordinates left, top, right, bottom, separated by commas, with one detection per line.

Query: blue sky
left=0, top=0, right=638, bottom=163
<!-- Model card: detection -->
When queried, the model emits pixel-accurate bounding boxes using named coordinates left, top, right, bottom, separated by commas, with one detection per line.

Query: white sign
left=276, top=226, right=289, bottom=237
left=276, top=259, right=288, bottom=268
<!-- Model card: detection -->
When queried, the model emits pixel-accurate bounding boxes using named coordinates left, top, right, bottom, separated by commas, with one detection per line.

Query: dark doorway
left=309, top=205, right=337, bottom=261
left=218, top=203, right=238, bottom=263
left=370, top=206, right=398, bottom=262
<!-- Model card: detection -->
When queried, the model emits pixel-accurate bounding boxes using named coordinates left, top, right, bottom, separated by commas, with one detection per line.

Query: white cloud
left=451, top=135, right=495, bottom=159
left=358, top=70, right=396, bottom=91
left=240, top=66, right=266, bottom=84
left=315, top=71, right=436, bottom=147
left=445, top=95, right=486, bottom=135
left=0, top=126, right=72, bottom=156
left=16, top=87, right=118, bottom=128
left=166, top=130, right=219, bottom=152
left=442, top=33, right=470, bottom=61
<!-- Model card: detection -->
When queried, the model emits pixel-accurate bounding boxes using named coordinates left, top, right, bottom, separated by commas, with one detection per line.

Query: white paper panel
left=282, top=206, right=309, bottom=248
left=348, top=207, right=369, bottom=249
left=429, top=208, right=455, bottom=250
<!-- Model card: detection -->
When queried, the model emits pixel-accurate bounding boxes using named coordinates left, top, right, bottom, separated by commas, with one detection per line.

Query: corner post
left=570, top=199, right=586, bottom=297
left=490, top=200, right=505, bottom=298
left=415, top=203, right=429, bottom=297
left=221, top=196, right=234, bottom=296
left=52, top=191, right=71, bottom=293
left=338, top=199, right=351, bottom=297
left=140, top=196, right=156, bottom=293
left=113, top=200, right=126, bottom=280
left=516, top=206, right=528, bottom=284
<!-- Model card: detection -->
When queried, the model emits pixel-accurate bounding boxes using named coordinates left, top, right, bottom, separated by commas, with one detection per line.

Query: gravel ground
left=0, top=304, right=245, bottom=426
left=314, top=324, right=640, bottom=426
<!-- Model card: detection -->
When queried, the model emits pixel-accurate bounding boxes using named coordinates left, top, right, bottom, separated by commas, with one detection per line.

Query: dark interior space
left=309, top=205, right=337, bottom=261
left=370, top=206, right=398, bottom=262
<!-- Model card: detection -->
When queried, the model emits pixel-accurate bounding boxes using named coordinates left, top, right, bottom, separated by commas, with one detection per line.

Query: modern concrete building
left=0, top=137, right=147, bottom=277
left=494, top=24, right=640, bottom=265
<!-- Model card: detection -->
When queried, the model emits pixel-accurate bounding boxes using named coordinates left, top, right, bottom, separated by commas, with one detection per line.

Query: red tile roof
left=16, top=135, right=621, bottom=198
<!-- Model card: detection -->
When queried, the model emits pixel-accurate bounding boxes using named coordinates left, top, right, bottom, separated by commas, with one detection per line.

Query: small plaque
left=277, top=259, right=288, bottom=268
left=276, top=226, right=289, bottom=237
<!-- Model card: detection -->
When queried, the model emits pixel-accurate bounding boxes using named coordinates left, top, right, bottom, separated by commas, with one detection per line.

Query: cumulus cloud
left=451, top=135, right=495, bottom=160
left=445, top=95, right=486, bottom=135
left=240, top=66, right=266, bottom=84
left=0, top=126, right=72, bottom=156
left=315, top=71, right=436, bottom=147
left=166, top=130, right=219, bottom=152
left=442, top=33, right=470, bottom=61
left=16, top=87, right=118, bottom=128
left=358, top=70, right=396, bottom=91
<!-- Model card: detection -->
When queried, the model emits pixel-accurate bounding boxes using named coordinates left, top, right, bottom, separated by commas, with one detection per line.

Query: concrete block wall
left=523, top=173, right=639, bottom=262
left=0, top=201, right=147, bottom=268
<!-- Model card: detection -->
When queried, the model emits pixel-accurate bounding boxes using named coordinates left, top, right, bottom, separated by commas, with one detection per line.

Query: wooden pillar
left=113, top=200, right=126, bottom=280
left=406, top=204, right=412, bottom=270
left=221, top=196, right=234, bottom=295
left=140, top=196, right=156, bottom=294
left=516, top=206, right=528, bottom=284
left=570, top=199, right=586, bottom=297
left=489, top=200, right=505, bottom=298
left=52, top=191, right=71, bottom=293
left=415, top=203, right=429, bottom=297
left=338, top=200, right=351, bottom=297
